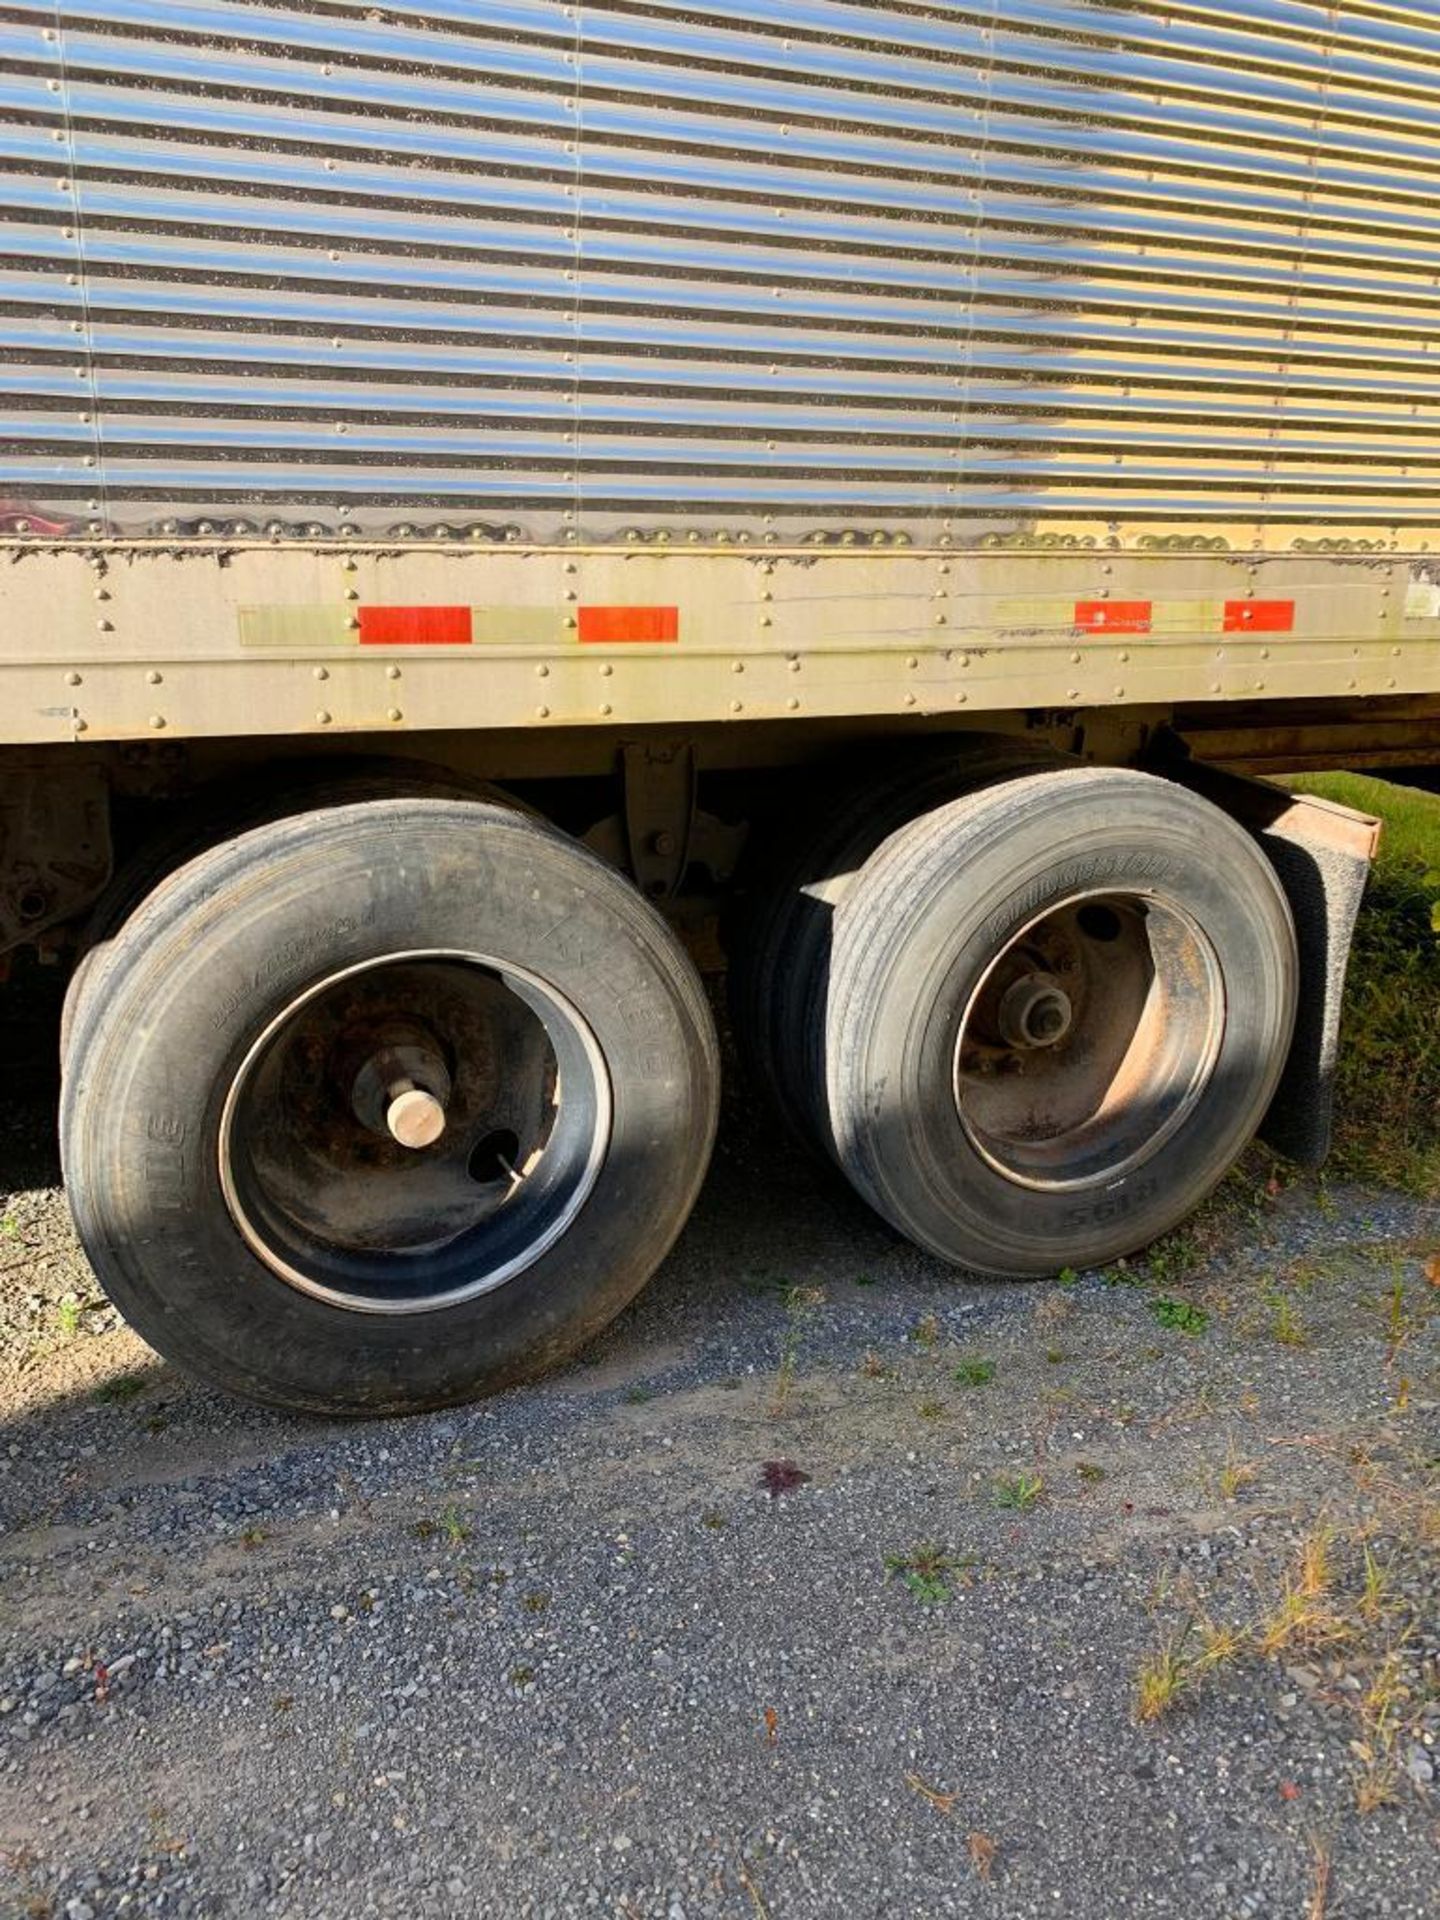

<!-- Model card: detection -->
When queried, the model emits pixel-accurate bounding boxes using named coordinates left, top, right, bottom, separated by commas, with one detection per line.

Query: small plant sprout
left=1360, top=1545, right=1392, bottom=1625
left=1255, top=1527, right=1349, bottom=1657
left=917, top=1397, right=945, bottom=1420
left=1196, top=1616, right=1246, bottom=1670
left=991, top=1471, right=1044, bottom=1512
left=885, top=1542, right=959, bottom=1605
left=1135, top=1623, right=1196, bottom=1722
left=1267, top=1290, right=1308, bottom=1348
left=55, top=1298, right=81, bottom=1339
left=438, top=1505, right=471, bottom=1547
left=770, top=1284, right=823, bottom=1417
left=953, top=1357, right=996, bottom=1387
left=1148, top=1296, right=1209, bottom=1336
left=909, top=1313, right=941, bottom=1350
left=1218, top=1442, right=1258, bottom=1502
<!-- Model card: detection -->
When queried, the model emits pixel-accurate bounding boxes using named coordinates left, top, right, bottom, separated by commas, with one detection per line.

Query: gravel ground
left=1, top=962, right=1437, bottom=1920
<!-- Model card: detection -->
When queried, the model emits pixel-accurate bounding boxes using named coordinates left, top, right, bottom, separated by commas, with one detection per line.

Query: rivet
left=906, top=655, right=919, bottom=669
left=346, top=615, right=360, bottom=630
left=344, top=586, right=359, bottom=600
left=65, top=671, right=82, bottom=687
left=1067, top=688, right=1079, bottom=699
left=956, top=691, right=967, bottom=704
left=147, top=669, right=162, bottom=685
left=314, top=666, right=329, bottom=681
left=731, top=660, right=744, bottom=674
left=1119, top=650, right=1130, bottom=664
left=536, top=704, right=550, bottom=718
left=786, top=696, right=799, bottom=710
left=536, top=664, right=550, bottom=678
left=386, top=664, right=401, bottom=680
left=386, top=707, right=403, bottom=722
left=316, top=709, right=332, bottom=725
left=934, top=612, right=946, bottom=626
left=787, top=657, right=800, bottom=672
left=760, top=615, right=772, bottom=628
left=600, top=702, right=613, bottom=715
left=74, top=718, right=87, bottom=733
left=904, top=692, right=916, bottom=707
left=149, top=714, right=166, bottom=729
left=600, top=662, right=613, bottom=677
left=730, top=700, right=743, bottom=713
left=1114, top=686, right=1125, bottom=697
left=96, top=619, right=112, bottom=632
left=1070, top=651, right=1082, bottom=665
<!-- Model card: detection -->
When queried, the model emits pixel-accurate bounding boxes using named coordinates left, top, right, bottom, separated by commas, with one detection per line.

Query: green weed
left=991, top=1471, right=1044, bottom=1512
left=885, top=1542, right=961, bottom=1605
left=1149, top=1297, right=1209, bottom=1336
left=953, top=1358, right=996, bottom=1387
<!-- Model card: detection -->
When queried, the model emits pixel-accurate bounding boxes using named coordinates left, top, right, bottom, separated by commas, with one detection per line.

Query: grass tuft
left=991, top=1471, right=1044, bottom=1512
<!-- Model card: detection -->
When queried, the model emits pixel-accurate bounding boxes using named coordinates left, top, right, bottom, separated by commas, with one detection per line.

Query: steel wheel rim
left=218, top=949, right=611, bottom=1314
left=952, top=889, right=1225, bottom=1194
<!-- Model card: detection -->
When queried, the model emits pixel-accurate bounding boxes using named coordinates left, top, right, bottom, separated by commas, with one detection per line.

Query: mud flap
left=1161, top=755, right=1380, bottom=1168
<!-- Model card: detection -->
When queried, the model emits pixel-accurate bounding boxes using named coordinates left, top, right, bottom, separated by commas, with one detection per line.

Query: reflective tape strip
left=358, top=606, right=473, bottom=645
left=577, top=605, right=680, bottom=644
left=1223, top=600, right=1295, bottom=633
left=1074, top=601, right=1152, bottom=635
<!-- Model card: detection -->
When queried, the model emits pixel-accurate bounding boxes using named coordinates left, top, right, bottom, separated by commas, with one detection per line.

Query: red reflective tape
left=1224, top=600, right=1294, bottom=633
left=1074, top=600, right=1152, bottom=635
left=358, top=605, right=472, bottom=646
left=578, top=605, right=679, bottom=645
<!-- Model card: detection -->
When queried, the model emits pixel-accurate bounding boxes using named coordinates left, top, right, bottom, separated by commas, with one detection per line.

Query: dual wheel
left=61, top=761, right=1297, bottom=1414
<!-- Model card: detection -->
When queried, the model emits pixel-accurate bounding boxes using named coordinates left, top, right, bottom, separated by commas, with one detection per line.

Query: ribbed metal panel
left=4, top=0, right=1440, bottom=538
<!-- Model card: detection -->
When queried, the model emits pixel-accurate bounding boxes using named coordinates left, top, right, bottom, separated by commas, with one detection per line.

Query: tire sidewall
left=63, top=802, right=716, bottom=1413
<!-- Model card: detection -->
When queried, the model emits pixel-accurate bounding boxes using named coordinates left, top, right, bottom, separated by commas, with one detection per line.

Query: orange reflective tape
left=1224, top=600, right=1294, bottom=633
left=358, top=606, right=473, bottom=645
left=577, top=605, right=679, bottom=644
left=1074, top=601, right=1152, bottom=635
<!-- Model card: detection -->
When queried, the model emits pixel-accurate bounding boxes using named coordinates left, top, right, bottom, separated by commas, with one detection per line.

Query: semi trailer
left=1, top=0, right=1436, bottom=1412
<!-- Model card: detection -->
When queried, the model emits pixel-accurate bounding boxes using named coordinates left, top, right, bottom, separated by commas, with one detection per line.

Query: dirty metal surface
left=0, top=537, right=1436, bottom=744
left=4, top=2, right=1440, bottom=544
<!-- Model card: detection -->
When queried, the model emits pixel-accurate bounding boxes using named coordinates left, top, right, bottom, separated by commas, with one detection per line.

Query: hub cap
left=953, top=891, right=1224, bottom=1192
left=218, top=951, right=610, bottom=1314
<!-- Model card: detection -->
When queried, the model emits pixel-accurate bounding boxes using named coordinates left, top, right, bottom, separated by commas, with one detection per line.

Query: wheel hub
left=217, top=952, right=611, bottom=1314
left=953, top=890, right=1223, bottom=1192
left=345, top=1023, right=454, bottom=1149
left=996, top=974, right=1073, bottom=1050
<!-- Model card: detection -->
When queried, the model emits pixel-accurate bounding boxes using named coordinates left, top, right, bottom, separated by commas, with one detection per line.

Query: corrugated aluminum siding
left=3, top=0, right=1440, bottom=539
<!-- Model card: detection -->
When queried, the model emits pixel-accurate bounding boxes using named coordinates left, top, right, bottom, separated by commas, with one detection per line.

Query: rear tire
left=820, top=768, right=1298, bottom=1275
left=61, top=799, right=718, bottom=1414
left=729, top=736, right=1069, bottom=1155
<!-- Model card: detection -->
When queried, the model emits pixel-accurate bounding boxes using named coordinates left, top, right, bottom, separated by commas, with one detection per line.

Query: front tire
left=61, top=799, right=718, bottom=1414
